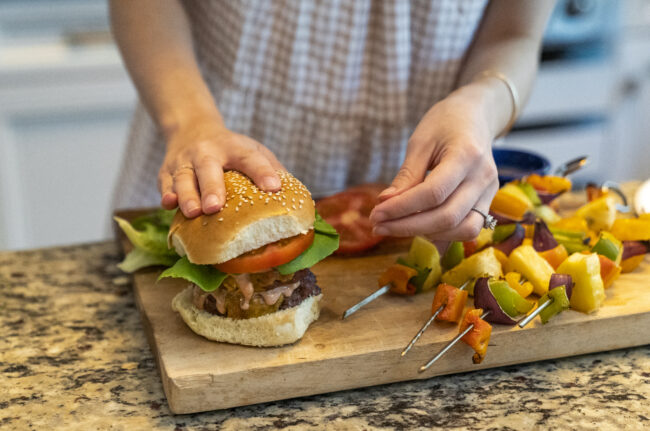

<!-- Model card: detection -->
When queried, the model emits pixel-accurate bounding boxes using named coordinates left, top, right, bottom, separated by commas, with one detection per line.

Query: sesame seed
left=235, top=207, right=239, bottom=212
left=282, top=202, right=286, bottom=206
left=292, top=205, right=296, bottom=210
left=218, top=217, right=223, bottom=222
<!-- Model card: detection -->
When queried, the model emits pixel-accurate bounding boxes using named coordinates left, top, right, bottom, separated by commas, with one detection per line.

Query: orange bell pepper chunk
left=539, top=244, right=569, bottom=270
left=431, top=283, right=468, bottom=323
left=377, top=263, right=418, bottom=295
left=621, top=255, right=645, bottom=273
left=527, top=174, right=572, bottom=194
left=490, top=185, right=532, bottom=221
left=597, top=254, right=621, bottom=288
left=460, top=308, right=492, bottom=364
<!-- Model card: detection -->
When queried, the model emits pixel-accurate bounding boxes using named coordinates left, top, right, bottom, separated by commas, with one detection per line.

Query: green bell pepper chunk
left=591, top=231, right=623, bottom=264
left=492, top=224, right=517, bottom=243
left=396, top=257, right=431, bottom=293
left=517, top=182, right=542, bottom=206
left=441, top=241, right=464, bottom=270
left=538, top=285, right=570, bottom=324
left=488, top=279, right=534, bottom=317
left=549, top=227, right=586, bottom=240
left=403, top=236, right=441, bottom=291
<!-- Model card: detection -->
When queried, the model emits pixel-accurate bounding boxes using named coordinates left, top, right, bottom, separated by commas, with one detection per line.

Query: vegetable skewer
left=419, top=310, right=491, bottom=372
left=401, top=280, right=471, bottom=357
left=342, top=237, right=442, bottom=319
left=342, top=284, right=391, bottom=319
left=517, top=299, right=552, bottom=328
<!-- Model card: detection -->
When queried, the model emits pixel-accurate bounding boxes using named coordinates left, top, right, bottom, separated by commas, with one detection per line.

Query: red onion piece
left=493, top=223, right=526, bottom=256
left=473, top=277, right=517, bottom=325
left=622, top=241, right=648, bottom=260
left=489, top=211, right=519, bottom=225
left=537, top=191, right=561, bottom=205
left=533, top=219, right=559, bottom=252
left=549, top=273, right=574, bottom=300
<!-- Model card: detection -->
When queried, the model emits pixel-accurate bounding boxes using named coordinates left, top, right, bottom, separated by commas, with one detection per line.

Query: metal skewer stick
left=401, top=280, right=472, bottom=357
left=419, top=310, right=491, bottom=373
left=517, top=298, right=553, bottom=328
left=342, top=284, right=391, bottom=319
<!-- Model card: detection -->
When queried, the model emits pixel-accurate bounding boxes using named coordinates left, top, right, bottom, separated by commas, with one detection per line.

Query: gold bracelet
left=475, top=70, right=520, bottom=137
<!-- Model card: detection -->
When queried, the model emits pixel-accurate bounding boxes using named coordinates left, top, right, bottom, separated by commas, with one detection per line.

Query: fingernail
left=262, top=176, right=281, bottom=190
left=185, top=200, right=200, bottom=214
left=379, top=187, right=396, bottom=197
left=374, top=226, right=389, bottom=236
left=204, top=194, right=219, bottom=209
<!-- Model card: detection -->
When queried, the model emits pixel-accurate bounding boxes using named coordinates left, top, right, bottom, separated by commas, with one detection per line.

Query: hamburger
left=162, top=170, right=339, bottom=346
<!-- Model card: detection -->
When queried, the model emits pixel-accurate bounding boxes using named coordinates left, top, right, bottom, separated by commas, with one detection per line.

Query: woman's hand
left=369, top=83, right=500, bottom=241
left=158, top=118, right=284, bottom=218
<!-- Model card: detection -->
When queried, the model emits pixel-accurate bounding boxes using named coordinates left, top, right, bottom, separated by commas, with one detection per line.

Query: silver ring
left=470, top=207, right=497, bottom=230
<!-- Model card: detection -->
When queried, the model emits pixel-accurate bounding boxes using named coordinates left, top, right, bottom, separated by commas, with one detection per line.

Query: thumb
left=379, top=152, right=429, bottom=202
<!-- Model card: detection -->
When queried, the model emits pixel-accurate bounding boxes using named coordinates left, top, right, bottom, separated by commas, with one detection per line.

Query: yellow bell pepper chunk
left=504, top=272, right=534, bottom=297
left=557, top=252, right=605, bottom=313
left=506, top=245, right=555, bottom=296
left=610, top=219, right=650, bottom=241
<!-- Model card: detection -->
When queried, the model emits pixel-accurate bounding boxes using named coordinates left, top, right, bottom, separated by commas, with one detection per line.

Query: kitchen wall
left=1, top=0, right=649, bottom=250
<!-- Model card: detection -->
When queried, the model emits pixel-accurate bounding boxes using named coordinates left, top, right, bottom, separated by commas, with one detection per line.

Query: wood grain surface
left=119, top=224, right=650, bottom=414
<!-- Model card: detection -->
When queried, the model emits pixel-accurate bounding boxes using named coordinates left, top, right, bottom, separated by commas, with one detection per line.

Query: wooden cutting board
left=117, top=212, right=650, bottom=414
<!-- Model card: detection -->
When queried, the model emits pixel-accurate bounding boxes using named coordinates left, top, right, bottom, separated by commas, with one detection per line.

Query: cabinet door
left=0, top=108, right=132, bottom=250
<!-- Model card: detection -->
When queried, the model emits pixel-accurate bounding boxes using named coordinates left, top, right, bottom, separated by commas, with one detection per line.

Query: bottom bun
left=171, top=286, right=322, bottom=347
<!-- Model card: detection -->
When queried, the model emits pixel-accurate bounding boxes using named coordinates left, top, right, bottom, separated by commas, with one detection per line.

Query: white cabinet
left=0, top=0, right=136, bottom=250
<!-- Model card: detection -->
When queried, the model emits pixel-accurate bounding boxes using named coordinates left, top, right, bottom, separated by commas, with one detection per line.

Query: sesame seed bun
left=168, top=170, right=315, bottom=264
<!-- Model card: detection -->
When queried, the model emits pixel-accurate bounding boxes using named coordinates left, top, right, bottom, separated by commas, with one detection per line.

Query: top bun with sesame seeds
left=168, top=170, right=315, bottom=265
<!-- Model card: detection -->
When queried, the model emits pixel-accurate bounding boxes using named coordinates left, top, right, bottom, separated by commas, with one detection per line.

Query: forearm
left=109, top=0, right=222, bottom=138
left=455, top=0, right=556, bottom=139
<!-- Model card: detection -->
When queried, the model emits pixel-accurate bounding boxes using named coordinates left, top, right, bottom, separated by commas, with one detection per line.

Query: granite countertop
left=1, top=241, right=648, bottom=430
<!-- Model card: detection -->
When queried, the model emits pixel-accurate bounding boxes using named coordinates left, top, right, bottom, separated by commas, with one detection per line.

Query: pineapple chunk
left=506, top=245, right=554, bottom=296
left=557, top=252, right=605, bottom=313
left=575, top=195, right=617, bottom=232
left=441, top=247, right=502, bottom=293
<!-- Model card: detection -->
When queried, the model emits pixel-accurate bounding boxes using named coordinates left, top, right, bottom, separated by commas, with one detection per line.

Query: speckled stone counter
left=1, top=242, right=648, bottom=430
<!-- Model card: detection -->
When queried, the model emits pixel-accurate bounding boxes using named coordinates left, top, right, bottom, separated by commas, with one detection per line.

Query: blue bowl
left=492, top=148, right=551, bottom=185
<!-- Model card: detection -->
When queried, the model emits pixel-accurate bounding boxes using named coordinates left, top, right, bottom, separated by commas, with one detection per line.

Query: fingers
left=160, top=127, right=283, bottom=216
left=158, top=171, right=178, bottom=210
left=258, top=145, right=286, bottom=171
left=377, top=151, right=430, bottom=202
left=227, top=137, right=282, bottom=191
left=194, top=157, right=226, bottom=214
left=372, top=178, right=498, bottom=240
left=370, top=151, right=468, bottom=224
left=173, top=167, right=202, bottom=218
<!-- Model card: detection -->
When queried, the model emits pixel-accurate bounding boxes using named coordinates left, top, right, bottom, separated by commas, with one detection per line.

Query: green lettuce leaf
left=314, top=211, right=338, bottom=235
left=118, top=247, right=179, bottom=273
left=276, top=212, right=339, bottom=275
left=114, top=216, right=177, bottom=256
left=131, top=208, right=177, bottom=231
left=158, top=256, right=228, bottom=292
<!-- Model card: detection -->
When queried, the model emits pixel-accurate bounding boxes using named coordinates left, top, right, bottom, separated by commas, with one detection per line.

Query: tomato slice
left=214, top=230, right=314, bottom=274
left=316, top=184, right=386, bottom=254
